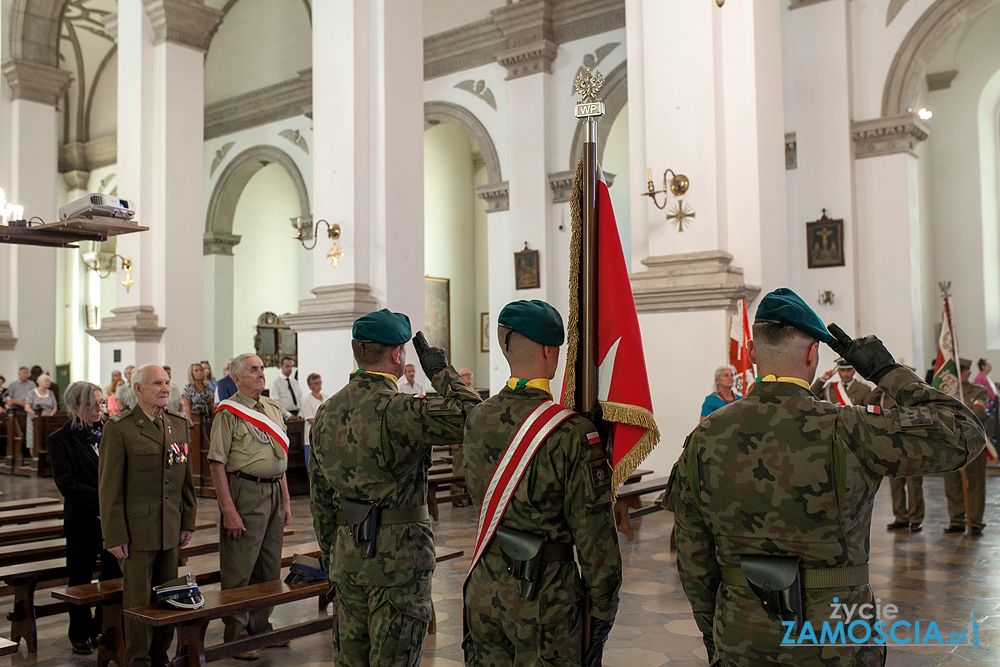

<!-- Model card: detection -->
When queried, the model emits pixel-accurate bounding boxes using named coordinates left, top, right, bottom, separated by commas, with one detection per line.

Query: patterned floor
left=1, top=472, right=998, bottom=666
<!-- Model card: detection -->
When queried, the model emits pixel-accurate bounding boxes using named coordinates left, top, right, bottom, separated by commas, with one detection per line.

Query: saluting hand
left=223, top=507, right=246, bottom=540
left=821, top=367, right=837, bottom=381
left=413, top=331, right=448, bottom=378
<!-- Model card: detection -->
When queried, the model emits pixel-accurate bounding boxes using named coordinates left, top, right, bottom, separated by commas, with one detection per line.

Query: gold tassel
left=563, top=157, right=585, bottom=411
left=601, top=401, right=662, bottom=492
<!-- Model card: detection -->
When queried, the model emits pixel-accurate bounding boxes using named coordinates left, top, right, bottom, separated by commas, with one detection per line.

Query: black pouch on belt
left=495, top=525, right=546, bottom=600
left=343, top=499, right=379, bottom=558
left=740, top=555, right=804, bottom=633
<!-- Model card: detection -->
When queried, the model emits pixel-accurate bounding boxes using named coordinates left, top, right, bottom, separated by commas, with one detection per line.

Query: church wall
left=472, top=164, right=490, bottom=387
left=423, top=0, right=504, bottom=37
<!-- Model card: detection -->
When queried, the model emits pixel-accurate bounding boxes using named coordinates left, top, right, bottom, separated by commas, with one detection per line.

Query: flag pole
left=940, top=282, right=972, bottom=534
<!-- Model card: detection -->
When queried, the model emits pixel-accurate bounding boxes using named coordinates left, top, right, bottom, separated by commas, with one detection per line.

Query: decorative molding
left=423, top=0, right=624, bottom=81
left=572, top=42, right=619, bottom=94
left=59, top=134, right=117, bottom=173
left=282, top=284, right=380, bottom=332
left=142, top=0, right=224, bottom=52
left=205, top=69, right=312, bottom=140
left=1, top=59, right=73, bottom=106
left=210, top=142, right=236, bottom=177
left=62, top=170, right=90, bottom=190
left=497, top=39, right=558, bottom=79
left=278, top=129, right=309, bottom=154
left=425, top=101, right=503, bottom=186
left=852, top=113, right=929, bottom=159
left=790, top=0, right=837, bottom=8
left=785, top=133, right=797, bottom=170
left=548, top=170, right=614, bottom=203
left=926, top=69, right=958, bottom=91
left=203, top=231, right=241, bottom=256
left=0, top=321, right=16, bottom=350
left=887, top=0, right=912, bottom=25
left=87, top=306, right=166, bottom=343
left=630, top=251, right=760, bottom=314
left=476, top=182, right=510, bottom=213
left=454, top=80, right=497, bottom=110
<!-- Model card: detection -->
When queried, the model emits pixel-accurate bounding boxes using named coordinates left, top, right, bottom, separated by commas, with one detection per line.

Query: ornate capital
left=475, top=181, right=510, bottom=213
left=852, top=113, right=929, bottom=159
left=62, top=170, right=91, bottom=191
left=142, top=0, right=224, bottom=52
left=59, top=135, right=116, bottom=174
left=87, top=306, right=166, bottom=344
left=497, top=39, right=558, bottom=79
left=548, top=171, right=614, bottom=204
left=1, top=60, right=72, bottom=106
left=0, top=321, right=16, bottom=351
left=630, top=251, right=760, bottom=313
left=281, top=284, right=380, bottom=332
left=785, top=133, right=797, bottom=170
left=203, top=231, right=242, bottom=256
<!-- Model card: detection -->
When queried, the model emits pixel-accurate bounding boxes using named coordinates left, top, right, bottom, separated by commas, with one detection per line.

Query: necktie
left=287, top=377, right=298, bottom=407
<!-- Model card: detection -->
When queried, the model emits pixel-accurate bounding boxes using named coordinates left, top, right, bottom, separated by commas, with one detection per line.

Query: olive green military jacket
left=310, top=366, right=480, bottom=586
left=98, top=408, right=197, bottom=552
left=961, top=381, right=988, bottom=421
left=809, top=377, right=871, bottom=405
left=667, top=367, right=984, bottom=664
left=463, top=386, right=622, bottom=623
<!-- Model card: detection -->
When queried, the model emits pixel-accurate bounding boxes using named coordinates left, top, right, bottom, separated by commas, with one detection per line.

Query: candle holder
left=292, top=217, right=346, bottom=266
left=641, top=168, right=697, bottom=231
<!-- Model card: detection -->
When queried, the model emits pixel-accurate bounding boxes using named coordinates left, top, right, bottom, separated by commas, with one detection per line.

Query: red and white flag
left=729, top=298, right=754, bottom=396
left=563, top=160, right=660, bottom=491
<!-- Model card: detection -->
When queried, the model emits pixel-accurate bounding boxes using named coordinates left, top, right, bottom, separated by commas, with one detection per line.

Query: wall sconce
left=0, top=188, right=25, bottom=226
left=818, top=290, right=835, bottom=306
left=641, top=168, right=696, bottom=231
left=292, top=217, right=346, bottom=267
left=84, top=253, right=135, bottom=292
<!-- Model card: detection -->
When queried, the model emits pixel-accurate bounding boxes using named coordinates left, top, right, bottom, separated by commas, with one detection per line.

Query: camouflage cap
left=754, top=288, right=831, bottom=343
left=352, top=309, right=411, bottom=346
left=498, top=300, right=565, bottom=346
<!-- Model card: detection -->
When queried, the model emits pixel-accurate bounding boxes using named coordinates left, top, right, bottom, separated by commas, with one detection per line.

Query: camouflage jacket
left=310, top=366, right=480, bottom=586
left=667, top=367, right=985, bottom=665
left=463, top=386, right=622, bottom=622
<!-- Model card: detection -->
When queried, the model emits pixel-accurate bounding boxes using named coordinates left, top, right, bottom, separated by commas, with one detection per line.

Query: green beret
left=754, top=288, right=831, bottom=343
left=498, top=300, right=565, bottom=346
left=352, top=309, right=411, bottom=346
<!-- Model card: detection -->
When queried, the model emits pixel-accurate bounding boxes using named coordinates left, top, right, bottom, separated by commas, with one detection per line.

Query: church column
left=284, top=0, right=424, bottom=387
left=91, top=0, right=221, bottom=375
left=0, top=59, right=71, bottom=375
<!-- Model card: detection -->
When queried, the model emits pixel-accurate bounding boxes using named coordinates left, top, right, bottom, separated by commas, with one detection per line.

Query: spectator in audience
left=163, top=366, right=183, bottom=412
left=104, top=370, right=122, bottom=400
left=270, top=356, right=303, bottom=419
left=106, top=379, right=126, bottom=416
left=201, top=360, right=218, bottom=394
left=300, top=373, right=327, bottom=474
left=216, top=358, right=238, bottom=402
left=116, top=365, right=137, bottom=412
left=974, top=358, right=996, bottom=400
left=25, top=374, right=58, bottom=450
left=29, top=365, right=43, bottom=383
left=47, top=381, right=122, bottom=655
left=700, top=365, right=741, bottom=421
left=5, top=366, right=36, bottom=412
left=398, top=363, right=425, bottom=395
left=183, top=362, right=215, bottom=425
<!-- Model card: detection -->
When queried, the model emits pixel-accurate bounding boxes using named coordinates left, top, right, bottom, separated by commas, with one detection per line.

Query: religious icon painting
left=514, top=244, right=541, bottom=290
left=806, top=212, right=845, bottom=269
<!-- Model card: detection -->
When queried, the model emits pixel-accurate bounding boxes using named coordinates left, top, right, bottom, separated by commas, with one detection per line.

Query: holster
left=495, top=525, right=546, bottom=600
left=740, top=555, right=804, bottom=633
left=343, top=499, right=379, bottom=558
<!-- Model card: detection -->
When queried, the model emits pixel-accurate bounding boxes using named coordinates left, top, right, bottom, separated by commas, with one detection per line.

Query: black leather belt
left=488, top=540, right=575, bottom=561
left=234, top=471, right=282, bottom=484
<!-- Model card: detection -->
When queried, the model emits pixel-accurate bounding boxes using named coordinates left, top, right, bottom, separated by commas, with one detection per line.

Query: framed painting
left=480, top=312, right=489, bottom=353
left=425, top=276, right=451, bottom=351
left=806, top=214, right=845, bottom=269
left=515, top=245, right=540, bottom=290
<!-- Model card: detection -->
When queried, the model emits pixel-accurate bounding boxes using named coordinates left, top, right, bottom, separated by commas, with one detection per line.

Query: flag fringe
left=601, top=400, right=661, bottom=490
left=562, top=156, right=585, bottom=411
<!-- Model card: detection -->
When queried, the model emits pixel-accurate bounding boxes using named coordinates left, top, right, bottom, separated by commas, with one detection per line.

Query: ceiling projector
left=59, top=193, right=136, bottom=221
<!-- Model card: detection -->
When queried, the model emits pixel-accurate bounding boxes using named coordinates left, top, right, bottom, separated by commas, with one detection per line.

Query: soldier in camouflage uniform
left=943, top=357, right=990, bottom=535
left=867, top=375, right=924, bottom=531
left=463, top=300, right=622, bottom=666
left=309, top=309, right=480, bottom=666
left=666, top=288, right=985, bottom=666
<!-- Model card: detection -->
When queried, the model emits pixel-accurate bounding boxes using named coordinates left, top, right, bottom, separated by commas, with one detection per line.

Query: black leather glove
left=583, top=618, right=613, bottom=666
left=412, top=331, right=448, bottom=378
left=827, top=323, right=899, bottom=384
left=703, top=634, right=719, bottom=666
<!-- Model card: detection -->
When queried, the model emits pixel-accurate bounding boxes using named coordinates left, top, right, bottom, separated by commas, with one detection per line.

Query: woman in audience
left=25, top=374, right=58, bottom=449
left=200, top=360, right=219, bottom=394
left=47, top=381, right=122, bottom=655
left=700, top=364, right=742, bottom=421
left=974, top=358, right=996, bottom=400
left=300, top=373, right=328, bottom=474
left=105, top=378, right=125, bottom=416
left=183, top=361, right=215, bottom=424
left=104, top=370, right=122, bottom=400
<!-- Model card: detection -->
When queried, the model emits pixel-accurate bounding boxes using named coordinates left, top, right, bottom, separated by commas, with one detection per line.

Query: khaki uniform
left=868, top=387, right=924, bottom=525
left=310, top=367, right=480, bottom=667
left=208, top=391, right=288, bottom=642
left=462, top=385, right=622, bottom=666
left=668, top=368, right=984, bottom=666
left=943, top=381, right=989, bottom=530
left=98, top=408, right=196, bottom=667
left=809, top=376, right=871, bottom=405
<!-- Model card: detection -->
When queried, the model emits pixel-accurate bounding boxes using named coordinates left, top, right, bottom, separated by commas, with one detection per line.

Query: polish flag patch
left=587, top=432, right=602, bottom=445
left=866, top=405, right=882, bottom=415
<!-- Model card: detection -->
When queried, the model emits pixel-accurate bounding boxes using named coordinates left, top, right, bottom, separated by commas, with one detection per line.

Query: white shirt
left=398, top=378, right=425, bottom=395
left=270, top=373, right=303, bottom=413
left=167, top=382, right=182, bottom=412
left=301, top=392, right=328, bottom=445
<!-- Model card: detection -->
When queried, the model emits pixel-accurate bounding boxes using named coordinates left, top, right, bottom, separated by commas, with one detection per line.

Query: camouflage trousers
left=463, top=552, right=584, bottom=666
left=330, top=570, right=432, bottom=667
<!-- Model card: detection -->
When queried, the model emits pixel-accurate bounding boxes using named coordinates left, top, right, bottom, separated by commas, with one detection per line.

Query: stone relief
left=279, top=129, right=310, bottom=154
left=210, top=141, right=236, bottom=177
left=453, top=80, right=497, bottom=110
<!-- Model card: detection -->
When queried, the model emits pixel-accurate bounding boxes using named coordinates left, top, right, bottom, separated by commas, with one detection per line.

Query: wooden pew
left=614, top=477, right=668, bottom=541
left=0, top=505, right=64, bottom=527
left=0, top=497, right=60, bottom=512
left=0, top=637, right=16, bottom=657
left=427, top=473, right=470, bottom=520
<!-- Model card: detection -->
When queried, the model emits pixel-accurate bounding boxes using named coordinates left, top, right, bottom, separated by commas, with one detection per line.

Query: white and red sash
left=215, top=399, right=289, bottom=458
left=466, top=400, right=574, bottom=579
left=831, top=381, right=854, bottom=407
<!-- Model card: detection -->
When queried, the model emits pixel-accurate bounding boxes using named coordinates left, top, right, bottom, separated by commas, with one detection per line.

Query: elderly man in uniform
left=943, top=357, right=990, bottom=535
left=810, top=358, right=869, bottom=405
left=667, top=288, right=984, bottom=666
left=209, top=353, right=291, bottom=660
left=99, top=365, right=196, bottom=667
left=463, top=300, right=622, bottom=667
left=310, top=309, right=480, bottom=666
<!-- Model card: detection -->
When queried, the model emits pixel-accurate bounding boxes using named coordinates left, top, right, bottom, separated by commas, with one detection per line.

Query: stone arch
left=882, top=0, right=1000, bottom=117
left=569, top=59, right=627, bottom=169
left=424, top=101, right=503, bottom=186
left=204, top=144, right=310, bottom=255
left=9, top=0, right=65, bottom=67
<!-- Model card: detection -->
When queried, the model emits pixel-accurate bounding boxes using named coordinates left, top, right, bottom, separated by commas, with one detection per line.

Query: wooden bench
left=614, top=477, right=668, bottom=541
left=0, top=637, right=16, bottom=656
left=427, top=473, right=470, bottom=520
left=0, top=497, right=60, bottom=512
left=0, top=505, right=64, bottom=527
left=124, top=546, right=464, bottom=667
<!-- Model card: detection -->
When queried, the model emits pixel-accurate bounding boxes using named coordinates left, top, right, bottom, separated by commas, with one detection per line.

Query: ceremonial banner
left=563, top=158, right=660, bottom=490
left=931, top=297, right=960, bottom=399
left=729, top=298, right=754, bottom=395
